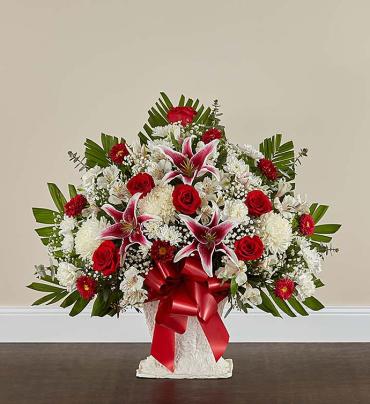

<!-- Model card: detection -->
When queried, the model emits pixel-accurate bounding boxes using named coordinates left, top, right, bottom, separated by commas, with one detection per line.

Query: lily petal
left=119, top=238, right=132, bottom=259
left=123, top=193, right=141, bottom=224
left=190, top=139, right=219, bottom=170
left=130, top=228, right=152, bottom=247
left=208, top=205, right=220, bottom=227
left=174, top=240, right=198, bottom=262
left=162, top=170, right=181, bottom=184
left=182, top=136, right=194, bottom=158
left=101, top=204, right=123, bottom=223
left=178, top=214, right=208, bottom=242
left=216, top=242, right=238, bottom=264
left=158, top=146, right=186, bottom=168
left=198, top=165, right=220, bottom=181
left=197, top=243, right=215, bottom=277
left=137, top=214, right=159, bottom=224
left=212, top=220, right=238, bottom=244
left=101, top=223, right=126, bottom=240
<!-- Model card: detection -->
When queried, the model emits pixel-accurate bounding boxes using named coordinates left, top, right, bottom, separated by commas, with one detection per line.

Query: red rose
left=92, top=240, right=119, bottom=276
left=150, top=240, right=176, bottom=263
left=274, top=278, right=295, bottom=300
left=201, top=128, right=222, bottom=144
left=167, top=106, right=197, bottom=126
left=76, top=275, right=97, bottom=300
left=172, top=184, right=201, bottom=215
left=64, top=194, right=87, bottom=217
left=234, top=236, right=264, bottom=261
left=299, top=214, right=315, bottom=236
left=109, top=143, right=129, bottom=165
left=258, top=158, right=278, bottom=181
left=127, top=173, right=155, bottom=197
left=245, top=190, right=273, bottom=216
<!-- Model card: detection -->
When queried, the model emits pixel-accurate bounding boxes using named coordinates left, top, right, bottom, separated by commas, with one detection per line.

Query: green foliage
left=267, top=287, right=296, bottom=317
left=60, top=291, right=80, bottom=308
left=68, top=184, right=77, bottom=198
left=302, top=296, right=324, bottom=311
left=287, top=296, right=309, bottom=316
left=230, top=278, right=238, bottom=297
left=47, top=183, right=67, bottom=213
left=84, top=138, right=110, bottom=168
left=69, top=296, right=90, bottom=317
left=309, top=204, right=341, bottom=244
left=28, top=281, right=68, bottom=307
left=32, top=208, right=58, bottom=224
left=257, top=289, right=282, bottom=318
left=101, top=133, right=120, bottom=154
left=259, top=134, right=295, bottom=180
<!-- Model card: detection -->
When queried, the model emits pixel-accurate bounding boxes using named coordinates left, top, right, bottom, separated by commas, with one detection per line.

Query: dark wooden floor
left=0, top=343, right=369, bottom=404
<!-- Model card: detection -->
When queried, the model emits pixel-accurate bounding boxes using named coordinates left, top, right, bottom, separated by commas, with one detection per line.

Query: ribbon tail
left=200, top=313, right=229, bottom=362
left=150, top=323, right=175, bottom=372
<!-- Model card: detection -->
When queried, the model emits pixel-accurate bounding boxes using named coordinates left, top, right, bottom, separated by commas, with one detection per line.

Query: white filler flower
left=259, top=212, right=292, bottom=254
left=75, top=216, right=108, bottom=260
left=55, top=262, right=81, bottom=292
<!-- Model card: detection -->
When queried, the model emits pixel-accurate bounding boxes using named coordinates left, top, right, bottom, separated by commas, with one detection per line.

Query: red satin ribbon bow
left=144, top=256, right=230, bottom=372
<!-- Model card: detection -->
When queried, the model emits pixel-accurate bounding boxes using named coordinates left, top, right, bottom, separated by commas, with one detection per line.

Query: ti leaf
left=302, top=296, right=324, bottom=311
left=32, top=208, right=59, bottom=224
left=287, top=296, right=309, bottom=316
left=257, top=289, right=282, bottom=318
left=69, top=296, right=90, bottom=317
left=47, top=183, right=67, bottom=213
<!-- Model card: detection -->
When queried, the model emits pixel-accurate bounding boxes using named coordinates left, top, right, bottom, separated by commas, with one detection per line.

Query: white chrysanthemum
left=294, top=272, right=316, bottom=300
left=158, top=224, right=182, bottom=245
left=222, top=200, right=250, bottom=224
left=296, top=237, right=322, bottom=275
left=75, top=216, right=108, bottom=260
left=61, top=233, right=74, bottom=253
left=259, top=212, right=292, bottom=254
left=55, top=262, right=81, bottom=292
left=240, top=144, right=264, bottom=160
left=150, top=124, right=181, bottom=140
left=215, top=260, right=247, bottom=285
left=225, top=154, right=248, bottom=176
left=120, top=267, right=148, bottom=307
left=143, top=220, right=162, bottom=239
left=240, top=283, right=262, bottom=305
left=139, top=184, right=175, bottom=224
left=59, top=216, right=76, bottom=235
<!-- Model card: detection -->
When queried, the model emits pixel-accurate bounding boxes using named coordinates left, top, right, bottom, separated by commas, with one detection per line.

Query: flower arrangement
left=30, top=93, right=340, bottom=373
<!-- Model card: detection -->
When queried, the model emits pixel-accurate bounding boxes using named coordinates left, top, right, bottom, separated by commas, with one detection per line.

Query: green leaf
left=257, top=290, right=282, bottom=318
left=230, top=278, right=238, bottom=297
left=160, top=92, right=173, bottom=109
left=46, top=290, right=69, bottom=305
left=47, top=183, right=67, bottom=213
left=287, top=296, right=309, bottom=316
left=302, top=296, right=324, bottom=311
left=236, top=295, right=250, bottom=313
left=32, top=208, right=59, bottom=224
left=84, top=139, right=110, bottom=168
left=268, top=288, right=296, bottom=317
left=314, top=278, right=325, bottom=288
left=68, top=184, right=77, bottom=198
left=101, top=133, right=119, bottom=154
left=69, top=296, right=90, bottom=317
left=27, top=282, right=64, bottom=293
left=224, top=304, right=233, bottom=318
left=35, top=226, right=55, bottom=237
left=309, top=203, right=318, bottom=215
left=91, top=292, right=109, bottom=317
left=311, top=205, right=329, bottom=224
left=178, top=94, right=185, bottom=106
left=314, top=224, right=341, bottom=234
left=310, top=234, right=332, bottom=243
left=32, top=292, right=57, bottom=306
left=60, top=291, right=80, bottom=308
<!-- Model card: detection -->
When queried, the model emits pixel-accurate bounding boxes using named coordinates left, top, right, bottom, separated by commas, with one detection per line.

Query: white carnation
left=294, top=272, right=316, bottom=300
left=225, top=154, right=248, bottom=177
left=259, top=212, right=292, bottom=254
left=75, top=216, right=108, bottom=260
left=55, top=262, right=81, bottom=292
left=61, top=233, right=74, bottom=253
left=240, top=144, right=264, bottom=160
left=222, top=200, right=250, bottom=224
left=139, top=184, right=175, bottom=224
left=296, top=237, right=322, bottom=275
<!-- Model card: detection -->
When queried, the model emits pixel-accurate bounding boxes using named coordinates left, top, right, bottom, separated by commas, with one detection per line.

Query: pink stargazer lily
left=174, top=207, right=238, bottom=277
left=158, top=136, right=220, bottom=185
left=100, top=193, right=157, bottom=258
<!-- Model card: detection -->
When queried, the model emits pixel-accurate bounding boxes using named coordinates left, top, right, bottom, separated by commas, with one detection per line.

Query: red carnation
left=202, top=128, right=222, bottom=144
left=274, top=278, right=295, bottom=300
left=245, top=190, right=272, bottom=216
left=150, top=240, right=176, bottom=263
left=167, top=106, right=197, bottom=126
left=64, top=194, right=87, bottom=217
left=76, top=276, right=97, bottom=300
left=127, top=173, right=155, bottom=198
left=92, top=240, right=119, bottom=276
left=109, top=143, right=129, bottom=165
left=299, top=214, right=315, bottom=236
left=258, top=158, right=278, bottom=181
left=172, top=184, right=201, bottom=215
left=234, top=235, right=264, bottom=261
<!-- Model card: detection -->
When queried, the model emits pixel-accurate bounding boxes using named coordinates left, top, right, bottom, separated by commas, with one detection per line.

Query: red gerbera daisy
left=150, top=240, right=176, bottom=263
left=274, top=278, right=295, bottom=300
left=109, top=143, right=129, bottom=165
left=76, top=276, right=97, bottom=300
left=64, top=194, right=87, bottom=217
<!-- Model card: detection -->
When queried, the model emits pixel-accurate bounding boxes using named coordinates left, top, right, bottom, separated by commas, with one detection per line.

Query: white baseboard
left=0, top=306, right=369, bottom=342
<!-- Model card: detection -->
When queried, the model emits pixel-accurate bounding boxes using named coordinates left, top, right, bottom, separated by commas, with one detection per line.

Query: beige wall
left=1, top=0, right=369, bottom=306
